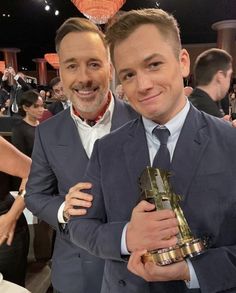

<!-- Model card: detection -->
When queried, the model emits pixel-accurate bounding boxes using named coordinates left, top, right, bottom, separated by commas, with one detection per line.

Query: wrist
left=63, top=209, right=70, bottom=222
left=126, top=222, right=133, bottom=252
left=182, top=261, right=190, bottom=281
left=18, top=189, right=26, bottom=198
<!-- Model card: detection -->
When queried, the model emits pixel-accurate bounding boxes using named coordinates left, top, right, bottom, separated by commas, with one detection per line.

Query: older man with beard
left=25, top=17, right=137, bottom=293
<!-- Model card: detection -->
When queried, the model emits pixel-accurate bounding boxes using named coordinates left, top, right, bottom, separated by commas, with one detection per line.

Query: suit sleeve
left=17, top=77, right=31, bottom=91
left=68, top=140, right=127, bottom=261
left=192, top=243, right=236, bottom=292
left=190, top=132, right=236, bottom=293
left=25, top=127, right=65, bottom=231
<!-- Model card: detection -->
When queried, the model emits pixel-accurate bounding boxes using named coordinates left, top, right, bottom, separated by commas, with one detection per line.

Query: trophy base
left=142, top=246, right=184, bottom=266
left=180, top=238, right=205, bottom=258
left=142, top=239, right=205, bottom=266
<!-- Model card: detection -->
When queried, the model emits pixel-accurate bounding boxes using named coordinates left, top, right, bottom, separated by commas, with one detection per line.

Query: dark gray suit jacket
left=69, top=105, right=236, bottom=293
left=25, top=98, right=137, bottom=293
left=47, top=100, right=65, bottom=116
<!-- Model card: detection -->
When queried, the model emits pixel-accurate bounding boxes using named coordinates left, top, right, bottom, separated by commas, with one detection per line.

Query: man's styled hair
left=55, top=17, right=108, bottom=53
left=106, top=8, right=181, bottom=62
left=49, top=76, right=60, bottom=89
left=194, top=48, right=232, bottom=86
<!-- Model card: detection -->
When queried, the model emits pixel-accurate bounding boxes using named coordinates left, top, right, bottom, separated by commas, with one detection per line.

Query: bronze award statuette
left=139, top=167, right=205, bottom=266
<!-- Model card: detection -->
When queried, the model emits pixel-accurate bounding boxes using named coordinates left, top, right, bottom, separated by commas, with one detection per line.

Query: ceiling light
left=55, top=10, right=59, bottom=16
left=45, top=5, right=50, bottom=11
left=71, top=0, right=126, bottom=24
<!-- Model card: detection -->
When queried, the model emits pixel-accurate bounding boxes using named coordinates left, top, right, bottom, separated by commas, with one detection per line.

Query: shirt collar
left=142, top=98, right=190, bottom=138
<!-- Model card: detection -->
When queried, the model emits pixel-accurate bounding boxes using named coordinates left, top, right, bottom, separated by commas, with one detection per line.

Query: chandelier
left=0, top=61, right=5, bottom=73
left=44, top=53, right=59, bottom=69
left=71, top=0, right=126, bottom=24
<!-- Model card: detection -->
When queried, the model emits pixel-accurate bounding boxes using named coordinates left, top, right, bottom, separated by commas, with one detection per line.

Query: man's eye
left=67, top=64, right=77, bottom=70
left=122, top=72, right=134, bottom=81
left=89, top=62, right=100, bottom=69
left=149, top=62, right=162, bottom=69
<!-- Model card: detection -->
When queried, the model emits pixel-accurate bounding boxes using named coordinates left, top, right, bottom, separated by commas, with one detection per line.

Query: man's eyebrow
left=117, top=53, right=163, bottom=77
left=62, top=57, right=102, bottom=65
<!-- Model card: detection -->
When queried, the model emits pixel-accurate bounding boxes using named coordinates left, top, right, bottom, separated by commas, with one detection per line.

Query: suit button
left=118, top=280, right=126, bottom=286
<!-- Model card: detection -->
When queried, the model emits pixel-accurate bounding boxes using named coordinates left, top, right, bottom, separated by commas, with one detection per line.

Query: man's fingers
left=69, top=182, right=92, bottom=193
left=66, top=198, right=92, bottom=208
left=133, top=200, right=156, bottom=213
left=128, top=249, right=147, bottom=276
left=67, top=208, right=87, bottom=216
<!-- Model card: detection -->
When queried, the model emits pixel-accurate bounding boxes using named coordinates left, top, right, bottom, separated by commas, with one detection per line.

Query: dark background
left=0, top=0, right=235, bottom=70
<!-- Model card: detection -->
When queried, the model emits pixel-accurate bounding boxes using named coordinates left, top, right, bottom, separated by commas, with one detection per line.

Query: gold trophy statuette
left=139, top=167, right=205, bottom=266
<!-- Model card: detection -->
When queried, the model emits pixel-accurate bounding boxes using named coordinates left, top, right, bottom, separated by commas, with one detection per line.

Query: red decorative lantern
left=71, top=0, right=126, bottom=24
left=44, top=53, right=59, bottom=69
left=0, top=61, right=6, bottom=73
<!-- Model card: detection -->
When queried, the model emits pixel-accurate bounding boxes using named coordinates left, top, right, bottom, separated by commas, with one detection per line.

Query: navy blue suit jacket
left=25, top=97, right=137, bottom=293
left=69, top=105, right=236, bottom=293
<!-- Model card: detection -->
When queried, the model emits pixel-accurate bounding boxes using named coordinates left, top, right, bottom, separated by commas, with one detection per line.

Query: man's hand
left=64, top=182, right=93, bottom=220
left=232, top=119, right=236, bottom=128
left=2, top=68, right=10, bottom=80
left=8, top=67, right=16, bottom=77
left=222, top=115, right=236, bottom=128
left=5, top=99, right=10, bottom=107
left=126, top=200, right=179, bottom=252
left=128, top=249, right=190, bottom=282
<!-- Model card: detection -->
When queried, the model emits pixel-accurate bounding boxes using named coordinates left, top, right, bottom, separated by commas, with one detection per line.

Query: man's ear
left=22, top=105, right=28, bottom=113
left=215, top=70, right=225, bottom=84
left=179, top=49, right=190, bottom=78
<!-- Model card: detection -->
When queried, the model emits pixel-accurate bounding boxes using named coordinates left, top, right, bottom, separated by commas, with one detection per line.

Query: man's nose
left=136, top=72, right=153, bottom=92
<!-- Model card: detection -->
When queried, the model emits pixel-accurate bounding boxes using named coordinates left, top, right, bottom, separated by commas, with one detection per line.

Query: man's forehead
left=53, top=82, right=62, bottom=89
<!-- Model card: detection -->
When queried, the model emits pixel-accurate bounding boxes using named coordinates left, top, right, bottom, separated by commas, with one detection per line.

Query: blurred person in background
left=12, top=90, right=44, bottom=158
left=47, top=77, right=70, bottom=115
left=189, top=48, right=232, bottom=118
left=1, top=67, right=32, bottom=116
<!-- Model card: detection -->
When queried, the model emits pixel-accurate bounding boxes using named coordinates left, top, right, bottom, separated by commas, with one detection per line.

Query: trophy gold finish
left=139, top=167, right=205, bottom=266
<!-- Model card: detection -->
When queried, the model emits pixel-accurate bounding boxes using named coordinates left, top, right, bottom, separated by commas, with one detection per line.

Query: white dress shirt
left=57, top=93, right=114, bottom=223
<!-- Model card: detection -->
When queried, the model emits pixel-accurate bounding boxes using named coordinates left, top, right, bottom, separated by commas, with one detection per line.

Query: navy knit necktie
left=152, top=126, right=171, bottom=171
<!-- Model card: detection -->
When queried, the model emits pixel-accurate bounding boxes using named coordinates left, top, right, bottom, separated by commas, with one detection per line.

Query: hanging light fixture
left=0, top=61, right=5, bottom=73
left=71, top=0, right=126, bottom=24
left=44, top=53, right=59, bottom=69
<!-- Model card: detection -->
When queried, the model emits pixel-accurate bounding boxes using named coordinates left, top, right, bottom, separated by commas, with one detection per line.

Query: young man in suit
left=25, top=18, right=137, bottom=293
left=47, top=77, right=70, bottom=115
left=66, top=8, right=236, bottom=293
left=188, top=48, right=232, bottom=117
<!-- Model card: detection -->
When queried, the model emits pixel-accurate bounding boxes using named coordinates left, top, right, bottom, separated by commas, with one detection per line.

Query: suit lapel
left=123, top=118, right=150, bottom=184
left=171, top=106, right=209, bottom=198
left=53, top=110, right=89, bottom=177
left=111, top=97, right=137, bottom=130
